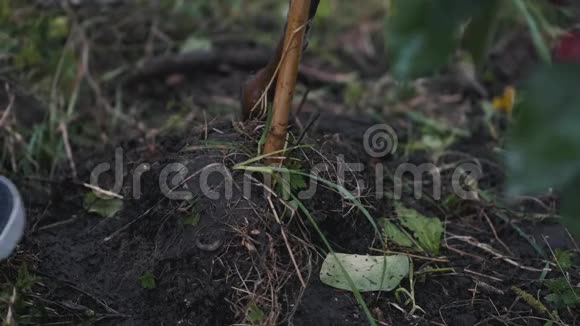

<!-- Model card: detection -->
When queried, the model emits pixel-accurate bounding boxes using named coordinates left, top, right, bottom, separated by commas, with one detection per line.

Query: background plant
left=387, top=0, right=580, bottom=233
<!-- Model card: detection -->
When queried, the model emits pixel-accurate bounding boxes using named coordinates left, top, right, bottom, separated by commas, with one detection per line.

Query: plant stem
left=263, top=0, right=311, bottom=164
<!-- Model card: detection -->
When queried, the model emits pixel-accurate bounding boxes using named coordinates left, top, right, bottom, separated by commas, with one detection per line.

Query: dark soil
left=12, top=116, right=383, bottom=325
left=7, top=111, right=578, bottom=326
left=25, top=123, right=262, bottom=325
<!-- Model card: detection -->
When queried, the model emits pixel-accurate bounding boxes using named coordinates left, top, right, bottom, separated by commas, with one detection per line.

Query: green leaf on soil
left=15, top=41, right=42, bottom=67
left=180, top=35, right=212, bottom=53
left=284, top=173, right=307, bottom=192
left=246, top=303, right=265, bottom=324
left=15, top=264, right=37, bottom=291
left=139, top=273, right=157, bottom=290
left=183, top=209, right=200, bottom=226
left=83, top=192, right=123, bottom=218
left=380, top=219, right=414, bottom=248
left=545, top=278, right=569, bottom=293
left=544, top=277, right=580, bottom=310
left=275, top=165, right=307, bottom=200
left=284, top=160, right=308, bottom=191
left=48, top=16, right=69, bottom=39
left=553, top=249, right=574, bottom=271
left=395, top=204, right=443, bottom=255
left=406, top=134, right=456, bottom=153
left=320, top=253, right=409, bottom=292
left=405, top=111, right=470, bottom=138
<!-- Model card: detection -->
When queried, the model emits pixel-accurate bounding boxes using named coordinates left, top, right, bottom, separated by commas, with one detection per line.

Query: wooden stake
left=263, top=0, right=311, bottom=164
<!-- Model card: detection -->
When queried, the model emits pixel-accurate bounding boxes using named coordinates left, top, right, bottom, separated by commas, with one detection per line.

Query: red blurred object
left=553, top=29, right=580, bottom=63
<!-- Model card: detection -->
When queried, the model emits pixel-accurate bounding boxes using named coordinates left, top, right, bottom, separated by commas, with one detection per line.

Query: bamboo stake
left=263, top=0, right=311, bottom=164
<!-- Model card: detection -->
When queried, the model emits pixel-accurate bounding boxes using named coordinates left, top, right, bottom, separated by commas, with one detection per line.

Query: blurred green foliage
left=507, top=64, right=580, bottom=195
left=508, top=64, right=580, bottom=232
left=0, top=264, right=43, bottom=324
left=387, top=0, right=580, bottom=232
left=387, top=0, right=496, bottom=79
left=386, top=0, right=563, bottom=78
left=0, top=0, right=77, bottom=176
left=0, top=0, right=73, bottom=81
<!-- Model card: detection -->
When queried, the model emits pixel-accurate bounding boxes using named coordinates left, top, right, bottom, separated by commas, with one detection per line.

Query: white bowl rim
left=0, top=176, right=25, bottom=260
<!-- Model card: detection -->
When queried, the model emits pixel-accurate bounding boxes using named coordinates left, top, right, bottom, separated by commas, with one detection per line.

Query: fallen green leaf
left=180, top=35, right=212, bottom=54
left=83, top=192, right=123, bottom=218
left=380, top=219, right=414, bottom=248
left=396, top=204, right=443, bottom=255
left=246, top=303, right=265, bottom=324
left=407, top=134, right=456, bottom=153
left=48, top=16, right=69, bottom=39
left=554, top=249, right=574, bottom=271
left=15, top=41, right=41, bottom=67
left=183, top=210, right=200, bottom=226
left=139, top=273, right=157, bottom=290
left=320, top=253, right=409, bottom=292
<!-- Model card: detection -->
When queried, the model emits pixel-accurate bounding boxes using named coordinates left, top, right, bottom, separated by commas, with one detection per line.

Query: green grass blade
left=287, top=192, right=377, bottom=326
left=511, top=0, right=551, bottom=64
left=258, top=104, right=273, bottom=156
left=236, top=165, right=392, bottom=308
left=237, top=166, right=385, bottom=245
left=233, top=145, right=311, bottom=169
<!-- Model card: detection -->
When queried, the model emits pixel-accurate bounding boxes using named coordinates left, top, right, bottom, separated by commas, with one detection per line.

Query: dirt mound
left=20, top=117, right=382, bottom=325
left=30, top=121, right=260, bottom=325
left=2, top=110, right=577, bottom=326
